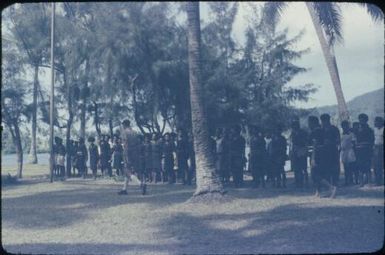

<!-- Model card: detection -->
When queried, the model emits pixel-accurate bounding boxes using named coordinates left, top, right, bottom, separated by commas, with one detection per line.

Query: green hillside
left=305, top=88, right=384, bottom=125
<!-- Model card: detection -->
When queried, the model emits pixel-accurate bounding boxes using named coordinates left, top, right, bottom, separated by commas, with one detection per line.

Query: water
left=1, top=153, right=50, bottom=167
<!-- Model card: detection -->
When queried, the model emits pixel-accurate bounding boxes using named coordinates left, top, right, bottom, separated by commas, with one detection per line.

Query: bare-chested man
left=118, top=119, right=140, bottom=195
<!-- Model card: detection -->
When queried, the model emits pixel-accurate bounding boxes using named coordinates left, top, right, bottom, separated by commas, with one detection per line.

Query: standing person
left=214, top=128, right=225, bottom=182
left=151, top=133, right=162, bottom=184
left=106, top=135, right=113, bottom=177
left=249, top=126, right=267, bottom=188
left=271, top=125, right=287, bottom=188
left=119, top=119, right=141, bottom=195
left=351, top=122, right=360, bottom=184
left=76, top=138, right=88, bottom=178
left=162, top=133, right=175, bottom=184
left=320, top=114, right=341, bottom=186
left=290, top=119, right=309, bottom=188
left=340, top=120, right=356, bottom=186
left=88, top=136, right=99, bottom=179
left=72, top=140, right=79, bottom=176
left=143, top=134, right=152, bottom=181
left=229, top=125, right=246, bottom=188
left=356, top=113, right=375, bottom=186
left=112, top=136, right=124, bottom=176
left=264, top=131, right=273, bottom=184
left=100, top=135, right=112, bottom=177
left=373, top=117, right=384, bottom=186
left=308, top=116, right=337, bottom=198
left=177, top=129, right=190, bottom=185
left=137, top=135, right=147, bottom=190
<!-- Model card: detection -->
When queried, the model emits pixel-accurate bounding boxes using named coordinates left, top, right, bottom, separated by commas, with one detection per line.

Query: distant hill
left=305, top=88, right=384, bottom=125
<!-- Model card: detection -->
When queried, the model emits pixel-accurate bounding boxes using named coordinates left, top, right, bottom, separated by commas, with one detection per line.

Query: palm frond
left=312, top=2, right=343, bottom=45
left=261, top=2, right=288, bottom=26
left=356, top=3, right=384, bottom=22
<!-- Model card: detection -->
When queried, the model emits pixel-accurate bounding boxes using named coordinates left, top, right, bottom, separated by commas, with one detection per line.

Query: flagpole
left=49, top=2, right=55, bottom=183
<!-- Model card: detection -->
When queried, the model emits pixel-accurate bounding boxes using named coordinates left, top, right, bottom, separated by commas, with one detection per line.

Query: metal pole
left=49, top=2, right=55, bottom=183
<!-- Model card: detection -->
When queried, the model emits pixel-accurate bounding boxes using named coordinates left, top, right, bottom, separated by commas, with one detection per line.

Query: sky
left=221, top=2, right=384, bottom=108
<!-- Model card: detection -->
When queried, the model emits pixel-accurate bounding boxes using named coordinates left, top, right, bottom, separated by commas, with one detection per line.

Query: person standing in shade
left=76, top=138, right=88, bottom=178
left=162, top=133, right=175, bottom=184
left=320, top=114, right=341, bottom=186
left=119, top=119, right=141, bottom=195
left=373, top=116, right=384, bottom=186
left=100, top=135, right=112, bottom=177
left=271, top=125, right=287, bottom=188
left=229, top=125, right=246, bottom=188
left=340, top=120, right=356, bottom=186
left=356, top=113, right=375, bottom=186
left=249, top=126, right=267, bottom=188
left=112, top=136, right=124, bottom=176
left=308, top=116, right=337, bottom=198
left=177, top=129, right=190, bottom=185
left=151, top=133, right=162, bottom=184
left=351, top=122, right=360, bottom=185
left=290, top=119, right=309, bottom=188
left=88, top=136, right=99, bottom=179
left=72, top=140, right=79, bottom=176
left=142, top=133, right=152, bottom=181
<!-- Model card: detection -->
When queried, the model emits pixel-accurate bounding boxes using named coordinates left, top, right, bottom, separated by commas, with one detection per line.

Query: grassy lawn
left=1, top=165, right=384, bottom=254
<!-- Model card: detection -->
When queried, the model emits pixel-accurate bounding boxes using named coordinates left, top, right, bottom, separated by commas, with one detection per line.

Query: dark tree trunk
left=109, top=118, right=113, bottom=138
left=92, top=101, right=102, bottom=138
left=80, top=58, right=89, bottom=138
left=12, top=121, right=23, bottom=179
left=65, top=73, right=73, bottom=177
left=29, top=64, right=39, bottom=164
left=186, top=2, right=224, bottom=196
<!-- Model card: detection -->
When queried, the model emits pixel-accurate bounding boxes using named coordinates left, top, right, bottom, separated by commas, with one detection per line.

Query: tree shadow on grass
left=3, top=204, right=384, bottom=255
left=159, top=204, right=384, bottom=254
left=1, top=180, right=195, bottom=230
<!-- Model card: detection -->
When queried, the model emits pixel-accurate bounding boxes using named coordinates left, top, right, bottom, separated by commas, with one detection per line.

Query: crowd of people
left=53, top=113, right=384, bottom=197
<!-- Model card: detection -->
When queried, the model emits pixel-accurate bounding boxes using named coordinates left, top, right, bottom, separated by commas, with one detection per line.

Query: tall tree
left=2, top=38, right=27, bottom=178
left=262, top=2, right=383, bottom=121
left=8, top=3, right=50, bottom=163
left=186, top=2, right=224, bottom=197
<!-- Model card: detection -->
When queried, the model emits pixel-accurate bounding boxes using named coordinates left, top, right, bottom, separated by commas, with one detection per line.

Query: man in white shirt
left=373, top=116, right=384, bottom=186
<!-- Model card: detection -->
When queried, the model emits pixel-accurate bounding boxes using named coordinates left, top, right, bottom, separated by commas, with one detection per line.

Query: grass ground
left=1, top=164, right=384, bottom=254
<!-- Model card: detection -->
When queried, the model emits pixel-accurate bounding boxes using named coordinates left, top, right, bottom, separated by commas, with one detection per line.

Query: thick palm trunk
left=306, top=2, right=349, bottom=121
left=186, top=2, right=224, bottom=196
left=29, top=65, right=39, bottom=164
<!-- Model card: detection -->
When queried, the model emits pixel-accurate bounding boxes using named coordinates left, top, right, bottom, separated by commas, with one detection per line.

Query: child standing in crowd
left=340, top=120, right=356, bottom=186
left=373, top=116, right=384, bottom=186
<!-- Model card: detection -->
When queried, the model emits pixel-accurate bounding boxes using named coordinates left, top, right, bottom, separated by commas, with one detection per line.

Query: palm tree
left=186, top=2, right=224, bottom=197
left=263, top=2, right=383, bottom=121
